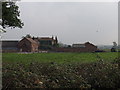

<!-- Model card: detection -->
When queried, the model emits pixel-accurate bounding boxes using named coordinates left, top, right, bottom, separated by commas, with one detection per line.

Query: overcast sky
left=2, top=2, right=118, bottom=45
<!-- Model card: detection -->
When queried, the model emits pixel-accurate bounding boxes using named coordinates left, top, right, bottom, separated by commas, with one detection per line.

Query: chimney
left=32, top=36, right=35, bottom=40
left=55, top=36, right=58, bottom=44
left=52, top=35, right=54, bottom=40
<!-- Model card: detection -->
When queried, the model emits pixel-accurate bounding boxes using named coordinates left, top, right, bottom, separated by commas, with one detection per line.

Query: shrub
left=2, top=60, right=120, bottom=89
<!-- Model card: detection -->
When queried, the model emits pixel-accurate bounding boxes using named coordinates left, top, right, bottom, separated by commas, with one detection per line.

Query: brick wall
left=52, top=46, right=97, bottom=52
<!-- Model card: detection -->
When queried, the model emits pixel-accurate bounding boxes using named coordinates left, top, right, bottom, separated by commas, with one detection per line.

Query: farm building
left=2, top=40, right=19, bottom=52
left=53, top=42, right=98, bottom=52
left=72, top=44, right=85, bottom=48
left=17, top=36, right=58, bottom=52
left=2, top=36, right=98, bottom=52
left=33, top=36, right=58, bottom=50
left=18, top=37, right=39, bottom=52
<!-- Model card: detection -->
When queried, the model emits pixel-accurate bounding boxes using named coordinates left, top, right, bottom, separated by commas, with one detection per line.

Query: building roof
left=25, top=38, right=38, bottom=44
left=33, top=37, right=54, bottom=41
left=72, top=44, right=85, bottom=48
left=2, top=40, right=19, bottom=42
left=85, top=42, right=90, bottom=44
left=72, top=44, right=85, bottom=45
left=2, top=40, right=19, bottom=47
left=39, top=37, right=53, bottom=40
left=72, top=42, right=96, bottom=47
left=85, top=42, right=96, bottom=46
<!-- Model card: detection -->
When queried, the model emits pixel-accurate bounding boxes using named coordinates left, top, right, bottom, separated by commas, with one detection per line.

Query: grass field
left=2, top=52, right=118, bottom=64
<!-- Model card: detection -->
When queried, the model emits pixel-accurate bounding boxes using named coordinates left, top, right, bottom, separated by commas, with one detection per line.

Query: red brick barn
left=18, top=38, right=39, bottom=52
left=84, top=42, right=98, bottom=52
left=53, top=42, right=98, bottom=52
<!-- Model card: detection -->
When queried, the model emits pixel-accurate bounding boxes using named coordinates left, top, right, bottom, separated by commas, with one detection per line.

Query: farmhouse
left=17, top=36, right=58, bottom=52
left=18, top=37, right=39, bottom=52
left=2, top=36, right=98, bottom=52
left=32, top=36, right=58, bottom=50
left=53, top=42, right=98, bottom=52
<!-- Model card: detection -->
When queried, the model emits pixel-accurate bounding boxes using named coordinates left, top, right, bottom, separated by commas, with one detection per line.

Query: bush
left=2, top=60, right=120, bottom=89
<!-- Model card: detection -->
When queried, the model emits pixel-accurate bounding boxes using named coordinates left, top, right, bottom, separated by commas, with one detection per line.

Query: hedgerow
left=2, top=59, right=120, bottom=89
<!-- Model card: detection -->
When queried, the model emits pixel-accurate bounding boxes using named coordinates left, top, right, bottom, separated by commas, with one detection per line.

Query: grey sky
left=2, top=2, right=118, bottom=45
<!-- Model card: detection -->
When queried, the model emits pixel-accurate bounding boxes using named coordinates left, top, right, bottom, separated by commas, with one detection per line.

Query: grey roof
left=2, top=40, right=19, bottom=47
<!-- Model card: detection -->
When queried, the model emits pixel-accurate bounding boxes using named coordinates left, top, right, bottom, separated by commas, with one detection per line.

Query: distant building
left=2, top=36, right=98, bottom=53
left=18, top=37, right=39, bottom=52
left=33, top=36, right=58, bottom=50
left=2, top=40, right=19, bottom=52
left=72, top=44, right=85, bottom=48
left=72, top=42, right=97, bottom=48
left=53, top=42, right=98, bottom=52
left=17, top=36, right=58, bottom=52
left=85, top=42, right=98, bottom=51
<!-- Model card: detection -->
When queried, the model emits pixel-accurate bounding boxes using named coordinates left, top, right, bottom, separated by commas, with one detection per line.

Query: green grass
left=2, top=52, right=118, bottom=64
left=96, top=52, right=118, bottom=61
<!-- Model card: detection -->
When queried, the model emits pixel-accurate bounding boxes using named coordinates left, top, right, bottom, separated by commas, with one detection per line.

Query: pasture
left=2, top=52, right=118, bottom=64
